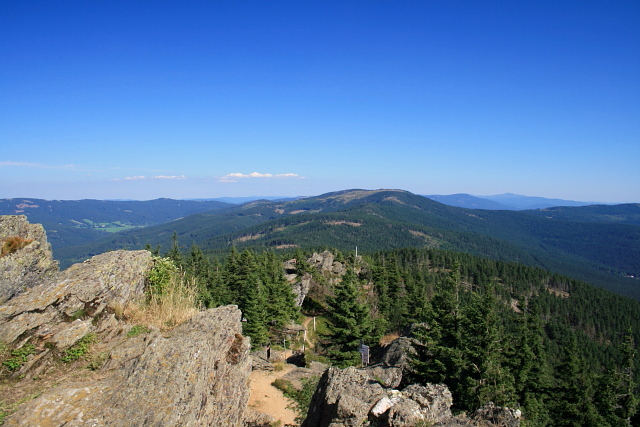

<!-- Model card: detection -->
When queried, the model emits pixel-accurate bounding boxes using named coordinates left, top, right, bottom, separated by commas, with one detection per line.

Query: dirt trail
left=248, top=363, right=298, bottom=425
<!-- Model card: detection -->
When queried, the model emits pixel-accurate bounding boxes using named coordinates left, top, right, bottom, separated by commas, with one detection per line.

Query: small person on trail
left=266, top=343, right=271, bottom=360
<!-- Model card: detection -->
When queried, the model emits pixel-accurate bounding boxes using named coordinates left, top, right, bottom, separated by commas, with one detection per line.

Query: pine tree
left=323, top=267, right=376, bottom=367
left=411, top=263, right=466, bottom=400
left=234, top=250, right=269, bottom=347
left=463, top=282, right=516, bottom=409
left=509, top=298, right=553, bottom=425
left=166, top=232, right=183, bottom=265
left=259, top=252, right=299, bottom=329
left=550, top=335, right=603, bottom=426
left=617, top=331, right=638, bottom=425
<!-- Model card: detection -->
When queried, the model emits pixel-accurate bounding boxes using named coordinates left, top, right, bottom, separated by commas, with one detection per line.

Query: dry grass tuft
left=124, top=273, right=200, bottom=331
left=1, top=236, right=34, bottom=258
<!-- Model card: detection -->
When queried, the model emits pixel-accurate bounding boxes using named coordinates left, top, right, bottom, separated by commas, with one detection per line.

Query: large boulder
left=0, top=239, right=254, bottom=426
left=0, top=215, right=58, bottom=303
left=303, top=366, right=386, bottom=427
left=301, top=367, right=452, bottom=427
left=4, top=305, right=251, bottom=426
left=0, top=250, right=153, bottom=346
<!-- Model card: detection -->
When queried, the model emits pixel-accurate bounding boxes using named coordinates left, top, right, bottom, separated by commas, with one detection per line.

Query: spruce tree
left=550, top=335, right=603, bottom=426
left=323, top=267, right=376, bottom=367
left=463, top=282, right=516, bottom=409
left=411, top=263, right=466, bottom=399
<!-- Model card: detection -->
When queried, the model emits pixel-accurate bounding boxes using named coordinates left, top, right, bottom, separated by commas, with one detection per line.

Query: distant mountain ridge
left=423, top=193, right=605, bottom=210
left=0, top=198, right=232, bottom=250
left=51, top=189, right=640, bottom=300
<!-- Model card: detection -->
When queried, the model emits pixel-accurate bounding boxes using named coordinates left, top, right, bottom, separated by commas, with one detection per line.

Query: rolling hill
left=0, top=198, right=232, bottom=249
left=53, top=189, right=640, bottom=300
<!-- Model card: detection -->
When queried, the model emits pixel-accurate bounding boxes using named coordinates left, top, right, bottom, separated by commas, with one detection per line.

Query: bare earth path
left=248, top=363, right=298, bottom=425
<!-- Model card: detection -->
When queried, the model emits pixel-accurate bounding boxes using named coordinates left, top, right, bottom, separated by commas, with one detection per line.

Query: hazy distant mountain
left=423, top=194, right=510, bottom=210
left=54, top=189, right=640, bottom=300
left=481, top=193, right=600, bottom=210
left=186, top=196, right=303, bottom=204
left=524, top=203, right=640, bottom=225
left=424, top=193, right=602, bottom=210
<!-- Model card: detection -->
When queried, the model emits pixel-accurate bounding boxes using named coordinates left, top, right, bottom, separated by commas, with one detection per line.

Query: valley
left=30, top=189, right=640, bottom=300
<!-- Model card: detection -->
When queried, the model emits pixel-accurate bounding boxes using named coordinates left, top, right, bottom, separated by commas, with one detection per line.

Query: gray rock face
left=291, top=272, right=313, bottom=306
left=379, top=336, right=417, bottom=375
left=286, top=251, right=349, bottom=307
left=301, top=367, right=452, bottom=427
left=4, top=305, right=251, bottom=427
left=0, top=250, right=153, bottom=345
left=308, top=251, right=347, bottom=278
left=471, top=403, right=522, bottom=427
left=0, top=236, right=253, bottom=427
left=0, top=215, right=58, bottom=303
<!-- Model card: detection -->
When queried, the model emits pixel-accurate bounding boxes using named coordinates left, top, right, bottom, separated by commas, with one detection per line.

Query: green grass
left=127, top=325, right=151, bottom=338
left=61, top=334, right=95, bottom=363
left=2, top=343, right=36, bottom=371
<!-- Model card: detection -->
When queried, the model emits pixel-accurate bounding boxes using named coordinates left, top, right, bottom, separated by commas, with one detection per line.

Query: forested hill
left=522, top=203, right=640, bottom=225
left=53, top=189, right=640, bottom=299
left=0, top=198, right=232, bottom=249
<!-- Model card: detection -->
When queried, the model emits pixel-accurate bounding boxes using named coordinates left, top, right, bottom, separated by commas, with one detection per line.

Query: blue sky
left=1, top=1, right=638, bottom=202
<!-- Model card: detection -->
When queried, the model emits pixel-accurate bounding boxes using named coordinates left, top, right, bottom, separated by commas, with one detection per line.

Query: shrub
left=146, top=257, right=178, bottom=296
left=0, top=236, right=33, bottom=258
left=124, top=261, right=199, bottom=331
left=2, top=343, right=36, bottom=371
left=61, top=334, right=95, bottom=363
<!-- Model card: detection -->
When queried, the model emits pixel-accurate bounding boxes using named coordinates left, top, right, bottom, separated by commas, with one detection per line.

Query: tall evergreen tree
left=463, top=282, right=516, bottom=409
left=550, top=335, right=603, bottom=426
left=411, top=263, right=467, bottom=403
left=323, top=267, right=377, bottom=367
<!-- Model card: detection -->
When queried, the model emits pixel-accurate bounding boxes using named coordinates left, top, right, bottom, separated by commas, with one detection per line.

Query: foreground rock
left=302, top=366, right=453, bottom=427
left=0, top=215, right=58, bottom=303
left=301, top=364, right=521, bottom=427
left=0, top=225, right=254, bottom=427
left=0, top=250, right=153, bottom=348
left=4, top=305, right=251, bottom=426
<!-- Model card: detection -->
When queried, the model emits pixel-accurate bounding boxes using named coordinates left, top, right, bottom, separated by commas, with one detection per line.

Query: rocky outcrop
left=285, top=251, right=348, bottom=306
left=301, top=365, right=521, bottom=427
left=0, top=219, right=254, bottom=427
left=291, top=272, right=313, bottom=306
left=302, top=366, right=453, bottom=427
left=0, top=215, right=58, bottom=303
left=4, top=305, right=251, bottom=426
left=0, top=250, right=153, bottom=347
left=308, top=251, right=347, bottom=277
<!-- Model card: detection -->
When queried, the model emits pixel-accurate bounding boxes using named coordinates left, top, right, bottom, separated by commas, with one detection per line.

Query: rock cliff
left=0, top=215, right=58, bottom=303
left=4, top=305, right=251, bottom=426
left=0, top=217, right=253, bottom=426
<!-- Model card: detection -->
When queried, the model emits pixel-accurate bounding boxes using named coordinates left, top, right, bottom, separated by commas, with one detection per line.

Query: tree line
left=151, top=237, right=639, bottom=426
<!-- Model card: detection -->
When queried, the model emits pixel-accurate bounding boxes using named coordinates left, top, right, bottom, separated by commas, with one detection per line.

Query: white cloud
left=154, top=175, right=187, bottom=180
left=217, top=172, right=303, bottom=183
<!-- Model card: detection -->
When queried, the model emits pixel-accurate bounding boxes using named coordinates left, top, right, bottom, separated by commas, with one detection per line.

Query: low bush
left=2, top=343, right=36, bottom=371
left=61, top=334, right=95, bottom=363
left=124, top=258, right=199, bottom=331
